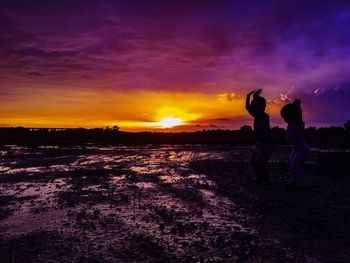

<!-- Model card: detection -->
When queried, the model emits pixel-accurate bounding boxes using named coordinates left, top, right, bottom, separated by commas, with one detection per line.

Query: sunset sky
left=0, top=0, right=349, bottom=131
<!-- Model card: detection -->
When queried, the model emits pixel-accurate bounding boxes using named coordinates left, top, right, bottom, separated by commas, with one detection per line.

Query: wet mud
left=0, top=145, right=349, bottom=262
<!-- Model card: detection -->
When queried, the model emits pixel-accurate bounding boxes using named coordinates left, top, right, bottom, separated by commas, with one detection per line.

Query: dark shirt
left=253, top=112, right=271, bottom=143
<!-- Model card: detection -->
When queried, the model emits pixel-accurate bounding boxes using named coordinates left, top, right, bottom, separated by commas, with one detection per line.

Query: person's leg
left=257, top=162, right=270, bottom=182
left=251, top=143, right=271, bottom=183
left=251, top=161, right=270, bottom=182
left=290, top=150, right=306, bottom=184
left=251, top=161, right=259, bottom=179
left=251, top=161, right=260, bottom=181
left=287, top=149, right=296, bottom=183
left=254, top=143, right=272, bottom=182
left=250, top=146, right=259, bottom=180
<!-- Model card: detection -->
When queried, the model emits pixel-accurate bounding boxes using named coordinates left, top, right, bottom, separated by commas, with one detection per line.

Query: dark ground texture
left=0, top=145, right=349, bottom=263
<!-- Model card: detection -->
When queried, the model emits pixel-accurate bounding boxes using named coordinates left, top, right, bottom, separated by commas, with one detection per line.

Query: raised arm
left=245, top=90, right=256, bottom=116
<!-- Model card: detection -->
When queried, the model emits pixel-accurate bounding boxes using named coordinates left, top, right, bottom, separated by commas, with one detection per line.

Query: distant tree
left=271, top=126, right=286, bottom=144
left=327, top=126, right=345, bottom=136
left=345, top=120, right=350, bottom=133
left=240, top=125, right=253, bottom=133
left=112, top=125, right=120, bottom=132
left=271, top=126, right=284, bottom=132
left=305, top=127, right=317, bottom=137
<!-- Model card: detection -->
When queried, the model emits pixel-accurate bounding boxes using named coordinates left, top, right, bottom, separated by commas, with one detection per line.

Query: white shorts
left=290, top=143, right=309, bottom=170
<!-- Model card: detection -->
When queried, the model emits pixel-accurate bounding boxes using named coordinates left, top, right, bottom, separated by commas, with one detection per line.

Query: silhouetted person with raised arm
left=246, top=89, right=272, bottom=183
left=281, top=99, right=309, bottom=185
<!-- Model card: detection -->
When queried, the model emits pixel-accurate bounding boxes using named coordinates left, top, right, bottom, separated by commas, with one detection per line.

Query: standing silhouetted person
left=245, top=89, right=272, bottom=183
left=281, top=99, right=309, bottom=185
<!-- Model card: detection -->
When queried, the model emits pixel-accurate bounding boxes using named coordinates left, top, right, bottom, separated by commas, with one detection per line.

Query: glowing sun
left=158, top=115, right=183, bottom=128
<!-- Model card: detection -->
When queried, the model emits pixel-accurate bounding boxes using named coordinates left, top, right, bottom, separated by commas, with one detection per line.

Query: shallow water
left=0, top=145, right=256, bottom=261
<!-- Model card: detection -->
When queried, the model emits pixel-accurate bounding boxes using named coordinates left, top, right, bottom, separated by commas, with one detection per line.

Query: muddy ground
left=0, top=145, right=349, bottom=263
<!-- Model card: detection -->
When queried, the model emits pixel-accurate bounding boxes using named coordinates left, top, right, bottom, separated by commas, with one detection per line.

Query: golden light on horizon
left=142, top=115, right=184, bottom=129
left=158, top=115, right=183, bottom=128
left=0, top=88, right=271, bottom=131
left=140, top=107, right=200, bottom=129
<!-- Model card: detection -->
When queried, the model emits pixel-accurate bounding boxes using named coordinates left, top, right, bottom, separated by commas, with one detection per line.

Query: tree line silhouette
left=1, top=120, right=349, bottom=147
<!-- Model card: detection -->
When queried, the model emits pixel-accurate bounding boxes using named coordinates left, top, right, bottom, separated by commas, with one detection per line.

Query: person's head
left=251, top=96, right=266, bottom=114
left=281, top=99, right=302, bottom=124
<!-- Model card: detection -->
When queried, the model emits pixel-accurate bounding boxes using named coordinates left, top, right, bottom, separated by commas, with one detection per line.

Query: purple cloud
left=0, top=0, right=349, bottom=126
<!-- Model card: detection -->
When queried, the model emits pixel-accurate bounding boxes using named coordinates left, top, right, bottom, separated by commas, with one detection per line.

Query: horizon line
left=0, top=124, right=347, bottom=132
